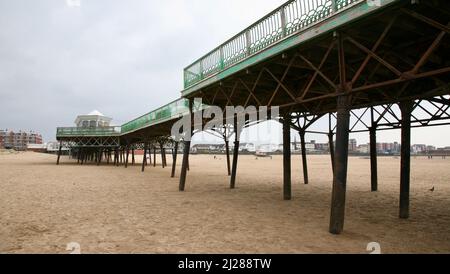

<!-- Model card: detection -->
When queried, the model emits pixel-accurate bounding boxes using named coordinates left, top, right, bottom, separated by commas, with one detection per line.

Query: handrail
left=183, top=0, right=363, bottom=89
left=121, top=98, right=190, bottom=134
left=56, top=126, right=121, bottom=137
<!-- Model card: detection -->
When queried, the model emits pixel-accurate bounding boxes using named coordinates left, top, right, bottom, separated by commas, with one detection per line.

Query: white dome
left=87, top=110, right=105, bottom=116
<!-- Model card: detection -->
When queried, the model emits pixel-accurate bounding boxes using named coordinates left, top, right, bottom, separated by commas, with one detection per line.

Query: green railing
left=57, top=98, right=210, bottom=138
left=183, top=0, right=363, bottom=89
left=121, top=98, right=209, bottom=134
left=121, top=99, right=190, bottom=134
left=56, top=126, right=121, bottom=137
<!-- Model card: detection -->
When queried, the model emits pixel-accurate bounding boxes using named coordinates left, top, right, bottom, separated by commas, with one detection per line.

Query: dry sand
left=0, top=152, right=449, bottom=254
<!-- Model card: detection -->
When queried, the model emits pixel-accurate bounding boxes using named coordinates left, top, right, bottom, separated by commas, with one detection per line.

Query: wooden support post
left=299, top=130, right=309, bottom=185
left=171, top=142, right=179, bottom=178
left=400, top=101, right=413, bottom=219
left=369, top=127, right=378, bottom=192
left=56, top=141, right=62, bottom=165
left=225, top=139, right=231, bottom=176
left=283, top=114, right=292, bottom=200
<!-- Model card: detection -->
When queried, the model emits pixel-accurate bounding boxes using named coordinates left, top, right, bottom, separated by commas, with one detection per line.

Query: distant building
left=357, top=144, right=369, bottom=154
left=0, top=130, right=43, bottom=151
left=349, top=139, right=357, bottom=152
left=315, top=142, right=329, bottom=151
left=239, top=143, right=256, bottom=152
left=191, top=144, right=223, bottom=154
left=412, top=144, right=427, bottom=154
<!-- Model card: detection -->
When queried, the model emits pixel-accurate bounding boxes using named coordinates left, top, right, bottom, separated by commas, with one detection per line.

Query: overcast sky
left=1, top=0, right=449, bottom=147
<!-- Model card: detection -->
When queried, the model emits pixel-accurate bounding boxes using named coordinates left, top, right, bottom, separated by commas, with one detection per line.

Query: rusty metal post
left=283, top=114, right=292, bottom=200
left=299, top=129, right=309, bottom=185
left=400, top=101, right=413, bottom=219
left=171, top=142, right=179, bottom=178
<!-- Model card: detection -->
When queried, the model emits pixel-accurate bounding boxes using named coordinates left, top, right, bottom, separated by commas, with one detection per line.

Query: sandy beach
left=0, top=151, right=449, bottom=254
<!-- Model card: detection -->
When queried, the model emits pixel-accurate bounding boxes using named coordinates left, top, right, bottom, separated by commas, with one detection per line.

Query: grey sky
left=0, top=0, right=449, bottom=147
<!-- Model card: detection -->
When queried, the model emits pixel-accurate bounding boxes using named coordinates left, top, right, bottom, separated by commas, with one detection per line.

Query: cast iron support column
left=160, top=144, right=166, bottom=168
left=330, top=33, right=350, bottom=235
left=125, top=146, right=129, bottom=168
left=132, top=149, right=135, bottom=165
left=97, top=149, right=102, bottom=166
left=328, top=132, right=335, bottom=174
left=283, top=114, right=292, bottom=200
left=171, top=142, right=179, bottom=178
left=56, top=141, right=62, bottom=165
left=299, top=129, right=309, bottom=185
left=225, top=139, right=231, bottom=176
left=399, top=101, right=413, bottom=219
left=179, top=98, right=193, bottom=191
left=329, top=96, right=350, bottom=234
left=149, top=146, right=152, bottom=165
left=153, top=147, right=156, bottom=167
left=369, top=126, right=378, bottom=192
left=142, top=143, right=147, bottom=172
left=230, top=117, right=240, bottom=189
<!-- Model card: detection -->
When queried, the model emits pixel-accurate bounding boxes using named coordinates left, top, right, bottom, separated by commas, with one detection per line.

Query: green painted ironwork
left=183, top=0, right=363, bottom=89
left=121, top=99, right=190, bottom=135
left=56, top=127, right=121, bottom=137
left=57, top=98, right=209, bottom=138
